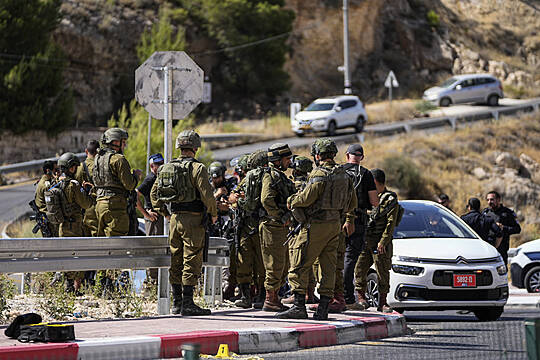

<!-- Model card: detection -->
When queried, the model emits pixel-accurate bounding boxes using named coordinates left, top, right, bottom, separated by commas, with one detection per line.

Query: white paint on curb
left=76, top=336, right=161, bottom=360
left=386, top=314, right=407, bottom=337
left=330, top=321, right=367, bottom=345
left=237, top=328, right=299, bottom=354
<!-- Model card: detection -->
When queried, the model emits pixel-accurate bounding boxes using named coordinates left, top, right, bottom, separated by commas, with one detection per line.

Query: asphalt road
left=0, top=181, right=35, bottom=229
left=255, top=308, right=538, bottom=360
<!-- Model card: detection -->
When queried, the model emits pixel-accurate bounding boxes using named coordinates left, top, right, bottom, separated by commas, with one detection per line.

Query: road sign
left=384, top=70, right=399, bottom=88
left=135, top=51, right=204, bottom=120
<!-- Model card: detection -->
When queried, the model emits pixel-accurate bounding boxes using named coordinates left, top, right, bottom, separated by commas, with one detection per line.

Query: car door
left=452, top=79, right=475, bottom=104
left=335, top=101, right=348, bottom=127
left=340, top=100, right=357, bottom=126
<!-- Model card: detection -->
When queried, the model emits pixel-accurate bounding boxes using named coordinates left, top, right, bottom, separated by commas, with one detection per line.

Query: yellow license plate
left=300, top=125, right=311, bottom=130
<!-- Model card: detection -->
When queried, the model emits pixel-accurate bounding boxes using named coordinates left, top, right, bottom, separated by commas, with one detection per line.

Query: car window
left=460, top=79, right=476, bottom=88
left=305, top=102, right=334, bottom=111
left=340, top=100, right=357, bottom=109
left=440, top=77, right=458, bottom=88
left=393, top=202, right=477, bottom=239
left=485, top=78, right=495, bottom=84
left=476, top=78, right=487, bottom=85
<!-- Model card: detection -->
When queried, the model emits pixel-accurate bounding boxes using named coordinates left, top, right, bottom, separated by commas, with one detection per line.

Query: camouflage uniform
left=75, top=157, right=98, bottom=236
left=34, top=174, right=58, bottom=237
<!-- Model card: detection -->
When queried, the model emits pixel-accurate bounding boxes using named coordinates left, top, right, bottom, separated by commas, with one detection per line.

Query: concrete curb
left=0, top=313, right=406, bottom=359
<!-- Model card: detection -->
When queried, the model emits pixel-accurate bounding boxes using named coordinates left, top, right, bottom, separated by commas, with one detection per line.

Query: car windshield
left=439, top=77, right=458, bottom=88
left=305, top=102, right=334, bottom=111
left=393, top=202, right=477, bottom=239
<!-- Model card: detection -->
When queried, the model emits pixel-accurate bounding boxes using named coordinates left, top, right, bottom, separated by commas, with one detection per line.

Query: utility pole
left=343, top=0, right=352, bottom=95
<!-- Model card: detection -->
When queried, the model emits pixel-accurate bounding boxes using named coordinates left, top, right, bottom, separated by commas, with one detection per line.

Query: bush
left=415, top=100, right=437, bottom=114
left=382, top=155, right=431, bottom=199
left=0, top=275, right=16, bottom=322
left=426, top=10, right=440, bottom=28
left=38, top=280, right=76, bottom=320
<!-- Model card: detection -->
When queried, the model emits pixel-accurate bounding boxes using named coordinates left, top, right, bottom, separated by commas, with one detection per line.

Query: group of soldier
left=33, top=127, right=402, bottom=320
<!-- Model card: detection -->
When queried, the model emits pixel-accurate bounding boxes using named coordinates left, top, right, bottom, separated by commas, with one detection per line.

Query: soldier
left=277, top=139, right=356, bottom=320
left=461, top=197, right=502, bottom=244
left=482, top=190, right=521, bottom=265
left=353, top=169, right=400, bottom=313
left=75, top=140, right=100, bottom=236
left=55, top=152, right=94, bottom=292
left=342, top=144, right=378, bottom=308
left=93, top=128, right=142, bottom=236
left=34, top=160, right=59, bottom=236
left=259, top=143, right=296, bottom=312
left=151, top=130, right=217, bottom=316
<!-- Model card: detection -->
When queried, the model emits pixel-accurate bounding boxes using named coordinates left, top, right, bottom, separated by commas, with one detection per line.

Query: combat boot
left=377, top=293, right=393, bottom=313
left=313, top=295, right=331, bottom=320
left=263, top=290, right=289, bottom=312
left=171, top=284, right=183, bottom=315
left=346, top=289, right=369, bottom=311
left=222, top=282, right=237, bottom=301
left=181, top=285, right=211, bottom=316
left=234, top=283, right=252, bottom=309
left=275, top=293, right=308, bottom=319
left=328, top=293, right=347, bottom=313
left=252, top=287, right=265, bottom=309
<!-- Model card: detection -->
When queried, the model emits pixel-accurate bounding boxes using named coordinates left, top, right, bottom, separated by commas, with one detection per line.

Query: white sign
left=203, top=81, right=212, bottom=104
left=384, top=70, right=399, bottom=88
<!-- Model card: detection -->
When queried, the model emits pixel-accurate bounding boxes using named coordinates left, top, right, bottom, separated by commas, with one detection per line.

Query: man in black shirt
left=482, top=191, right=521, bottom=265
left=461, top=197, right=502, bottom=245
left=342, top=144, right=379, bottom=307
left=136, top=153, right=165, bottom=236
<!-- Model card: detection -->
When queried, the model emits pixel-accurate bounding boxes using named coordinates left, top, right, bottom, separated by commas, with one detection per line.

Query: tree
left=0, top=0, right=73, bottom=134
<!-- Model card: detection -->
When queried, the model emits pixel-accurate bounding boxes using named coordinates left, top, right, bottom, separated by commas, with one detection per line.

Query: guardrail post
left=491, top=111, right=499, bottom=121
left=157, top=268, right=170, bottom=315
left=533, top=103, right=539, bottom=113
left=448, top=117, right=457, bottom=131
left=403, top=124, right=411, bottom=133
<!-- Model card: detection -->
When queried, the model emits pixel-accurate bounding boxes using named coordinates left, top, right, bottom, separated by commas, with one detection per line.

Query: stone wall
left=0, top=128, right=105, bottom=164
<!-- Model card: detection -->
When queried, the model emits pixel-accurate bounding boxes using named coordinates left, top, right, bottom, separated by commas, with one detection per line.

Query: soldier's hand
left=377, top=243, right=386, bottom=254
left=146, top=210, right=158, bottom=222
left=342, top=222, right=355, bottom=236
left=496, top=222, right=503, bottom=229
left=212, top=216, right=218, bottom=224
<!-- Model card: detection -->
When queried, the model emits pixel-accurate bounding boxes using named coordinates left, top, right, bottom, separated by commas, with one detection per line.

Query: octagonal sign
left=135, top=51, right=204, bottom=120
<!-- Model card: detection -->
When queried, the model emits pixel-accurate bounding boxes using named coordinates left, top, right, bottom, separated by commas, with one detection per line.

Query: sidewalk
left=0, top=308, right=407, bottom=360
left=506, top=286, right=540, bottom=307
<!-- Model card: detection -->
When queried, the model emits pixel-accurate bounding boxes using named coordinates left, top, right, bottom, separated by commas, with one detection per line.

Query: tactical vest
left=368, top=190, right=402, bottom=233
left=343, top=163, right=370, bottom=210
left=44, top=181, right=80, bottom=224
left=241, top=167, right=269, bottom=216
left=93, top=149, right=125, bottom=198
left=156, top=157, right=201, bottom=211
left=308, top=164, right=353, bottom=221
left=268, top=166, right=296, bottom=213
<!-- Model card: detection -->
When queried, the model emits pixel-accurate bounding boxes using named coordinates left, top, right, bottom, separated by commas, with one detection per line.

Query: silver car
left=423, top=74, right=504, bottom=107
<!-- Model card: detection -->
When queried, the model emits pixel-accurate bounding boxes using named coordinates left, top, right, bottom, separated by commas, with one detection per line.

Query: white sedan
left=365, top=201, right=508, bottom=321
left=509, top=238, right=540, bottom=293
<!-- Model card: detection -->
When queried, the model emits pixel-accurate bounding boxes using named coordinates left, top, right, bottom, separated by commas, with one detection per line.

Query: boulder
left=472, top=167, right=488, bottom=180
left=495, top=152, right=521, bottom=170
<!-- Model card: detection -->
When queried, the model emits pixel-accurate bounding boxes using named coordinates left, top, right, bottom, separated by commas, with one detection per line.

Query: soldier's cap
left=267, top=143, right=292, bottom=160
left=346, top=144, right=364, bottom=156
left=149, top=153, right=164, bottom=164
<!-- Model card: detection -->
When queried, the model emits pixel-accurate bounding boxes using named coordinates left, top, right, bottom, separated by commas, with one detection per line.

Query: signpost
left=384, top=70, right=399, bottom=103
left=135, top=51, right=204, bottom=315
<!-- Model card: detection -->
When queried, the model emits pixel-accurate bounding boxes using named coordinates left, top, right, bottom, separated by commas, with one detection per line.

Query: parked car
left=365, top=200, right=508, bottom=321
left=509, top=239, right=540, bottom=293
left=423, top=74, right=504, bottom=107
left=291, top=95, right=368, bottom=137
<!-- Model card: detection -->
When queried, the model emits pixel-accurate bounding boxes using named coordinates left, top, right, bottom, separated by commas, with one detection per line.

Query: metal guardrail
left=0, top=235, right=230, bottom=314
left=0, top=152, right=86, bottom=175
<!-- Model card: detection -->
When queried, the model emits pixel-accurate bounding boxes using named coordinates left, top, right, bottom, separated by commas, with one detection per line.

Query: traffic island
left=0, top=309, right=407, bottom=359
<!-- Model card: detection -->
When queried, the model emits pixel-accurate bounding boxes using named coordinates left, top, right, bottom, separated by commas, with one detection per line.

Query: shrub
left=427, top=10, right=440, bottom=28
left=382, top=155, right=431, bottom=199
left=415, top=100, right=438, bottom=114
left=38, top=280, right=76, bottom=320
left=0, top=275, right=16, bottom=322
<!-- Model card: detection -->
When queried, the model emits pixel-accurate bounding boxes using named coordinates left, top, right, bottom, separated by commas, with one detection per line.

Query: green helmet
left=311, top=138, right=338, bottom=157
left=176, top=130, right=201, bottom=149
left=230, top=154, right=249, bottom=174
left=58, top=152, right=81, bottom=170
left=291, top=155, right=313, bottom=174
left=267, top=143, right=293, bottom=162
left=248, top=149, right=268, bottom=169
left=102, top=127, right=128, bottom=145
left=209, top=161, right=226, bottom=178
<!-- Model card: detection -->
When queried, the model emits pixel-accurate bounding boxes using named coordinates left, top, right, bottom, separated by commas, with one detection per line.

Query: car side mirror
left=455, top=85, right=462, bottom=90
left=335, top=106, right=342, bottom=112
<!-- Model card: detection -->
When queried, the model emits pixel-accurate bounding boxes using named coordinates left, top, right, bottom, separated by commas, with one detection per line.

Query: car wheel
left=326, top=121, right=337, bottom=136
left=487, top=94, right=499, bottom=106
left=365, top=272, right=379, bottom=309
left=355, top=116, right=365, bottom=133
left=524, top=266, right=540, bottom=293
left=472, top=307, right=504, bottom=321
left=439, top=97, right=451, bottom=107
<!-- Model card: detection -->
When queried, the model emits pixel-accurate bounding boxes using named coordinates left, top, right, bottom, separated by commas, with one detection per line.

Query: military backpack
left=44, top=181, right=78, bottom=224
left=310, top=165, right=353, bottom=214
left=241, top=167, right=268, bottom=216
left=156, top=158, right=198, bottom=203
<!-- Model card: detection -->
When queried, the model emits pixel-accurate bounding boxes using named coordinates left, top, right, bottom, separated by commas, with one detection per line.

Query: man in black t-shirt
left=461, top=197, right=502, bottom=244
left=136, top=153, right=165, bottom=236
left=342, top=144, right=379, bottom=307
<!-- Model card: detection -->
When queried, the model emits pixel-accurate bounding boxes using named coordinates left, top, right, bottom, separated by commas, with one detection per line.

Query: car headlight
left=496, top=265, right=507, bottom=275
left=392, top=264, right=424, bottom=275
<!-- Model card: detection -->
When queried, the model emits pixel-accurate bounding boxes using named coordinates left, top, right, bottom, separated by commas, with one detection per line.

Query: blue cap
left=149, top=153, right=164, bottom=164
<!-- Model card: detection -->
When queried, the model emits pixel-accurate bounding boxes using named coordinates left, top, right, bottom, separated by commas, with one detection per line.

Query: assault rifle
left=283, top=208, right=308, bottom=246
left=202, top=212, right=211, bottom=263
left=127, top=190, right=139, bottom=236
left=28, top=200, right=53, bottom=237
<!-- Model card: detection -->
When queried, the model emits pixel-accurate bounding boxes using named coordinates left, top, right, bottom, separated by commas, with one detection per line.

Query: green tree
left=0, top=0, right=73, bottom=134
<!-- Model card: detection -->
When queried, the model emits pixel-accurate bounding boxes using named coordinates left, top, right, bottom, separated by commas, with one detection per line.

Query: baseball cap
left=149, top=153, right=164, bottom=164
left=346, top=144, right=364, bottom=155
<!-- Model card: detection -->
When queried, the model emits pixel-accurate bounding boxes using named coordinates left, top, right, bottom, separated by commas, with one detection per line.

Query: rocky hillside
left=52, top=0, right=539, bottom=126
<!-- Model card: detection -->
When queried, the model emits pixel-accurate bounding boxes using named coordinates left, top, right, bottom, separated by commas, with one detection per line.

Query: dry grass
left=197, top=113, right=292, bottom=138
left=365, top=99, right=424, bottom=125
left=8, top=219, right=41, bottom=238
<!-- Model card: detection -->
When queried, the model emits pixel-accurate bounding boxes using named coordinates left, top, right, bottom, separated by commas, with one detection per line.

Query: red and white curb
left=0, top=313, right=406, bottom=359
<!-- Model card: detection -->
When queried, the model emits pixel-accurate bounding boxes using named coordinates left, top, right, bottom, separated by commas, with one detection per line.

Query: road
left=253, top=308, right=538, bottom=360
left=0, top=181, right=36, bottom=230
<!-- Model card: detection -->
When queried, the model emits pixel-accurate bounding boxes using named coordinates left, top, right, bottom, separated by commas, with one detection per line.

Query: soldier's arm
left=113, top=155, right=139, bottom=191
left=71, top=181, right=94, bottom=210
left=503, top=211, right=521, bottom=236
left=74, top=164, right=85, bottom=183
left=287, top=180, right=324, bottom=209
left=261, top=172, right=284, bottom=220
left=378, top=201, right=399, bottom=247
left=150, top=180, right=169, bottom=217
left=344, top=186, right=358, bottom=224
left=193, top=163, right=217, bottom=217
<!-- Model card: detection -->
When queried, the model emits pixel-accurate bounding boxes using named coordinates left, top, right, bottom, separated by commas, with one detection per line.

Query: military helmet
left=58, top=152, right=81, bottom=170
left=102, top=127, right=128, bottom=145
left=248, top=149, right=268, bottom=169
left=267, top=143, right=293, bottom=162
left=231, top=154, right=249, bottom=174
left=311, top=138, right=338, bottom=157
left=209, top=161, right=226, bottom=178
left=291, top=155, right=313, bottom=174
left=175, top=130, right=201, bottom=149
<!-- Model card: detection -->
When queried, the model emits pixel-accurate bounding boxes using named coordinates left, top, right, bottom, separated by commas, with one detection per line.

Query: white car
left=291, top=95, right=368, bottom=137
left=509, top=239, right=540, bottom=293
left=365, top=200, right=508, bottom=321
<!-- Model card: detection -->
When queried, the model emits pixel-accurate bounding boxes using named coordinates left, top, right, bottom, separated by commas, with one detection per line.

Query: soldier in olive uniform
left=56, top=152, right=94, bottom=292
left=151, top=130, right=217, bottom=316
left=93, top=128, right=142, bottom=236
left=277, top=139, right=356, bottom=320
left=260, top=143, right=296, bottom=312
left=353, top=169, right=399, bottom=313
left=75, top=140, right=100, bottom=236
left=34, top=160, right=59, bottom=236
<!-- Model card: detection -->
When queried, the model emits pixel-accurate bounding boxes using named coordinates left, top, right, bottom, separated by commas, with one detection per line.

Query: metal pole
left=343, top=0, right=352, bottom=95
left=389, top=86, right=393, bottom=104
left=146, top=114, right=152, bottom=176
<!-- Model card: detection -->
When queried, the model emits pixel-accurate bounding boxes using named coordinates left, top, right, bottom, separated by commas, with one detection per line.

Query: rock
left=495, top=152, right=521, bottom=170
left=520, top=153, right=540, bottom=175
left=485, top=170, right=540, bottom=210
left=488, top=60, right=509, bottom=79
left=473, top=167, right=488, bottom=180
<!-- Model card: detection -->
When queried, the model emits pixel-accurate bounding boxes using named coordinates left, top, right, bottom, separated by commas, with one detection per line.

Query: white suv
left=291, top=95, right=368, bottom=137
